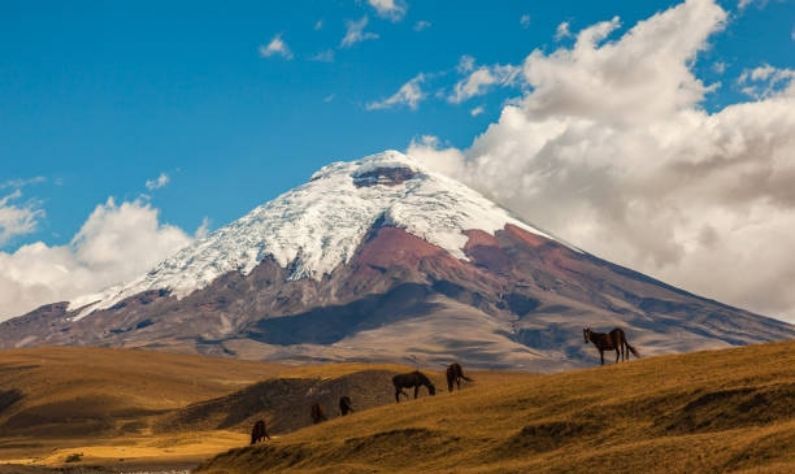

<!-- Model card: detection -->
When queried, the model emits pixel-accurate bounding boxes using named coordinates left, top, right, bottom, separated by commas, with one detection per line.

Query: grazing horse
left=310, top=402, right=327, bottom=424
left=446, top=363, right=473, bottom=392
left=339, top=396, right=354, bottom=416
left=249, top=419, right=270, bottom=445
left=583, top=327, right=640, bottom=365
left=392, top=371, right=436, bottom=403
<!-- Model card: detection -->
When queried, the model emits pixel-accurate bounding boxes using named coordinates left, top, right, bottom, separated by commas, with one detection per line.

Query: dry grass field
left=2, top=342, right=795, bottom=473
left=0, top=347, right=410, bottom=470
left=199, top=341, right=795, bottom=474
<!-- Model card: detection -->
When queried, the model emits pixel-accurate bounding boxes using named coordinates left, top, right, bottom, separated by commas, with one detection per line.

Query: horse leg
left=457, top=377, right=461, bottom=390
left=414, top=385, right=419, bottom=399
left=600, top=349, right=604, bottom=365
left=395, top=388, right=401, bottom=403
left=615, top=347, right=620, bottom=364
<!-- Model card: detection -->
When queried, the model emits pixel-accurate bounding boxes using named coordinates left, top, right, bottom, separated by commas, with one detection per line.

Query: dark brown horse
left=249, top=419, right=270, bottom=445
left=339, top=396, right=354, bottom=416
left=392, top=370, right=436, bottom=403
left=583, top=327, right=640, bottom=365
left=310, top=402, right=327, bottom=424
left=446, top=363, right=473, bottom=392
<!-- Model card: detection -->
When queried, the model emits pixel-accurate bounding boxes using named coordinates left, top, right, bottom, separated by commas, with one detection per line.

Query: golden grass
left=0, top=430, right=247, bottom=467
left=0, top=347, right=418, bottom=469
left=4, top=342, right=795, bottom=472
left=199, top=341, right=795, bottom=473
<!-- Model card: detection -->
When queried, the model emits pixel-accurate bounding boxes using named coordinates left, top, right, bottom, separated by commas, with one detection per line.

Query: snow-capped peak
left=70, top=150, right=568, bottom=318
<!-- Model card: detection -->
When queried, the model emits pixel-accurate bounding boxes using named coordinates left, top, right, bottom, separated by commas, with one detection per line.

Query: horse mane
left=415, top=371, right=433, bottom=386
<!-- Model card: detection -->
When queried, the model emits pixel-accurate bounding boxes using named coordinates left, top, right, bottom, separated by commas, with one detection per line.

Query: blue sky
left=2, top=0, right=792, bottom=250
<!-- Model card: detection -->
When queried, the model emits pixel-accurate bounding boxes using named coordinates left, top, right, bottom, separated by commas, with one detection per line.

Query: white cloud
left=341, top=16, right=379, bottom=48
left=411, top=0, right=795, bottom=321
left=414, top=20, right=431, bottom=32
left=367, top=74, right=426, bottom=110
left=520, top=14, right=531, bottom=29
left=738, top=0, right=770, bottom=10
left=0, top=190, right=44, bottom=246
left=314, top=19, right=324, bottom=31
left=738, top=64, right=795, bottom=98
left=195, top=216, right=211, bottom=239
left=457, top=55, right=475, bottom=74
left=259, top=34, right=293, bottom=59
left=0, top=176, right=46, bottom=190
left=555, top=21, right=572, bottom=40
left=712, top=61, right=726, bottom=74
left=368, top=0, right=407, bottom=21
left=0, top=198, right=195, bottom=321
left=145, top=172, right=170, bottom=191
left=323, top=93, right=336, bottom=103
left=470, top=105, right=485, bottom=117
left=449, top=63, right=521, bottom=103
left=310, top=49, right=335, bottom=62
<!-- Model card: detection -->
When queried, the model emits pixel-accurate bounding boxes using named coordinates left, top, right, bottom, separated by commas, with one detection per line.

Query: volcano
left=1, top=151, right=792, bottom=370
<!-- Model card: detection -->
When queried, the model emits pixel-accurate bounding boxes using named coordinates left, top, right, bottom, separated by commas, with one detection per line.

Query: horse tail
left=459, top=368, right=473, bottom=382
left=625, top=341, right=640, bottom=358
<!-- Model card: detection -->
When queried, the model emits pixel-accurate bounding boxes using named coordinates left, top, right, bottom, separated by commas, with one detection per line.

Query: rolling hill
left=3, top=343, right=795, bottom=472
left=200, top=340, right=795, bottom=473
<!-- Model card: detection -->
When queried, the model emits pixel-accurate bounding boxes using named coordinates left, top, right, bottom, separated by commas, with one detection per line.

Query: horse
left=446, top=362, right=473, bottom=392
left=392, top=370, right=436, bottom=403
left=310, top=402, right=327, bottom=424
left=339, top=396, right=354, bottom=416
left=249, top=419, right=270, bottom=445
left=583, top=327, right=640, bottom=365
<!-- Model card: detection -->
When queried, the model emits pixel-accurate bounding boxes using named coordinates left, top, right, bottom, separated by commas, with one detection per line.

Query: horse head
left=428, top=383, right=436, bottom=396
left=583, top=327, right=591, bottom=344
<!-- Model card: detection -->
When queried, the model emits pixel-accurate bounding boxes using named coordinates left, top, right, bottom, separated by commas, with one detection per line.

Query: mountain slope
left=197, top=340, right=795, bottom=474
left=1, top=151, right=792, bottom=369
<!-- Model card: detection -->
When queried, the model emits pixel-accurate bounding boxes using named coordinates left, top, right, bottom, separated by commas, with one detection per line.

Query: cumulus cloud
left=368, top=0, right=407, bottom=21
left=0, top=198, right=194, bottom=321
left=520, top=14, right=531, bottom=29
left=259, top=34, right=293, bottom=59
left=367, top=74, right=426, bottom=110
left=555, top=21, right=572, bottom=40
left=341, top=16, right=379, bottom=48
left=449, top=62, right=521, bottom=103
left=410, top=0, right=795, bottom=321
left=145, top=172, right=170, bottom=191
left=738, top=64, right=795, bottom=98
left=0, top=190, right=44, bottom=246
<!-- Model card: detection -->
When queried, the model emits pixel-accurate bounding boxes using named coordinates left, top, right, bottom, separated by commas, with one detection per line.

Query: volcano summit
left=2, top=151, right=792, bottom=370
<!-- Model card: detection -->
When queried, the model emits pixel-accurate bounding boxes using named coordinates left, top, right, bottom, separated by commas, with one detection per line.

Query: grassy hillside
left=3, top=342, right=795, bottom=472
left=199, top=341, right=795, bottom=473
left=0, top=347, right=290, bottom=469
left=0, top=347, right=411, bottom=469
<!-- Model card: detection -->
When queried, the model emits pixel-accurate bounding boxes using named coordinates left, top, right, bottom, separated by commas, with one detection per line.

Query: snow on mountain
left=70, top=150, right=573, bottom=319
